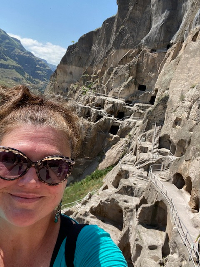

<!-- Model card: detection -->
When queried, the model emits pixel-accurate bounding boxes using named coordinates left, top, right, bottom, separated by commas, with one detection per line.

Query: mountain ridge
left=0, top=28, right=53, bottom=91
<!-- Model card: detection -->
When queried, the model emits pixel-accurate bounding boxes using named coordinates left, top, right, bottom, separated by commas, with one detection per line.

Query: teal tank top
left=53, top=224, right=127, bottom=266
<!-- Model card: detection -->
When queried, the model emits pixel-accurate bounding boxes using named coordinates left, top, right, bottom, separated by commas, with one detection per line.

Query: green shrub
left=62, top=166, right=113, bottom=207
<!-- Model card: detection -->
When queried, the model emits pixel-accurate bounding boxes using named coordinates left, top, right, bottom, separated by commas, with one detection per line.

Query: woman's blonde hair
left=0, top=85, right=81, bottom=157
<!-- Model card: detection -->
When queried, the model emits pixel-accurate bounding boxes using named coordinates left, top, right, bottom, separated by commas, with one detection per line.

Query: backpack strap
left=50, top=215, right=87, bottom=267
left=65, top=224, right=87, bottom=267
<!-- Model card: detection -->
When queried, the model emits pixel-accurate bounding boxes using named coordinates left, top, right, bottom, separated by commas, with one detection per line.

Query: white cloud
left=9, top=33, right=66, bottom=66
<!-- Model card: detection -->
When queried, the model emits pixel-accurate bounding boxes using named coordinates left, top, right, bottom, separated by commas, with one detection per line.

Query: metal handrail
left=149, top=164, right=200, bottom=266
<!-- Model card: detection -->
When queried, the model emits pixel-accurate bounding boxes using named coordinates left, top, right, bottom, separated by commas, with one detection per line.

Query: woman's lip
left=9, top=193, right=43, bottom=203
left=10, top=193, right=42, bottom=198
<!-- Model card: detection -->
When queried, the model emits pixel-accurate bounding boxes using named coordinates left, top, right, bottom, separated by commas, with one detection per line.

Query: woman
left=0, top=85, right=127, bottom=267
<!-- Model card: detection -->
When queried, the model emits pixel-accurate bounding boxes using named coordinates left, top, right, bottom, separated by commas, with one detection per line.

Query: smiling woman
left=0, top=85, right=127, bottom=267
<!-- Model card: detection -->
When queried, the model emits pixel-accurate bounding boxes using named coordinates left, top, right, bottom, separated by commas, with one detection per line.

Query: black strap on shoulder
left=50, top=215, right=87, bottom=267
left=65, top=223, right=87, bottom=267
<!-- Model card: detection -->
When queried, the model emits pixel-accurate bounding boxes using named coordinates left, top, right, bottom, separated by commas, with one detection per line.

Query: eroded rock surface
left=47, top=0, right=200, bottom=266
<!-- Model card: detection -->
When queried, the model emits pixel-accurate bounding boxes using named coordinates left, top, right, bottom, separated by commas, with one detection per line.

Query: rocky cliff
left=46, top=0, right=200, bottom=266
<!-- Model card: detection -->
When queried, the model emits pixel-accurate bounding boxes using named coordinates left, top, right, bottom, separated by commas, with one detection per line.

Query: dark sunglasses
left=0, top=146, right=75, bottom=186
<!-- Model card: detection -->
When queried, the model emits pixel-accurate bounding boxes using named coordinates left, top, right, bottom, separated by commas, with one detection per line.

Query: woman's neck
left=0, top=213, right=60, bottom=266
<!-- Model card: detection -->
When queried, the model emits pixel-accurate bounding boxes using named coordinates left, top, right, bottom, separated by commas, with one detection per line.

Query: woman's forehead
left=0, top=125, right=71, bottom=159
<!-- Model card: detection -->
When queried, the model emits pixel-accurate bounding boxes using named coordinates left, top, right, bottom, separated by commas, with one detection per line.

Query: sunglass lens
left=0, top=151, right=28, bottom=179
left=38, top=159, right=72, bottom=185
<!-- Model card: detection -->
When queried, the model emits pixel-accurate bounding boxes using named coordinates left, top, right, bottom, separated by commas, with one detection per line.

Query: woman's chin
left=2, top=210, right=52, bottom=228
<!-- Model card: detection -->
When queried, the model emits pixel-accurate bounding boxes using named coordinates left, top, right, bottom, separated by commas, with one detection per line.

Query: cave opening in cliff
left=138, top=201, right=167, bottom=230
left=167, top=44, right=172, bottom=50
left=173, top=173, right=185, bottom=189
left=109, top=125, right=119, bottom=135
left=159, top=134, right=171, bottom=150
left=149, top=95, right=156, bottom=105
left=162, top=233, right=170, bottom=258
left=173, top=117, right=182, bottom=128
left=102, top=185, right=108, bottom=191
left=185, top=176, right=192, bottom=194
left=149, top=88, right=158, bottom=105
left=90, top=200, right=123, bottom=231
left=159, top=134, right=176, bottom=155
left=175, top=139, right=186, bottom=157
left=151, top=201, right=167, bottom=230
left=138, top=84, right=146, bottom=91
left=192, top=195, right=199, bottom=212
left=117, top=111, right=125, bottom=119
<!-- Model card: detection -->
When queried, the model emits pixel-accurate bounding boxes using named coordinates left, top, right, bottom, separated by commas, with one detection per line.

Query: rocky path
left=161, top=180, right=199, bottom=242
left=150, top=172, right=200, bottom=266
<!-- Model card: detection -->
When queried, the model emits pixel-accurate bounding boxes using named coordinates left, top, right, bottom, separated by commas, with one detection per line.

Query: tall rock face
left=46, top=0, right=197, bottom=102
left=46, top=0, right=200, bottom=266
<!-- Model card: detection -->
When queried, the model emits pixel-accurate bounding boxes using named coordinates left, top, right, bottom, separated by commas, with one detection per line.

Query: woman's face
left=0, top=124, right=71, bottom=227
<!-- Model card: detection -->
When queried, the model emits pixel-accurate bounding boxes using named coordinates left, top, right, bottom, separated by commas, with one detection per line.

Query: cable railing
left=149, top=164, right=200, bottom=266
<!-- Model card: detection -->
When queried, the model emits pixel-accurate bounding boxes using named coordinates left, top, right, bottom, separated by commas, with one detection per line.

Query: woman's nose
left=17, top=167, right=41, bottom=188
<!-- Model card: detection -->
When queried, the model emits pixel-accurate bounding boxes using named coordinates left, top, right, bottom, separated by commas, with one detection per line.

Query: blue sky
left=0, top=0, right=118, bottom=65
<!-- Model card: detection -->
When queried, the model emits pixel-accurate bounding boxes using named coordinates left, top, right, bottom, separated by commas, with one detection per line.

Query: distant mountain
left=0, top=28, right=53, bottom=92
left=40, top=59, right=56, bottom=72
